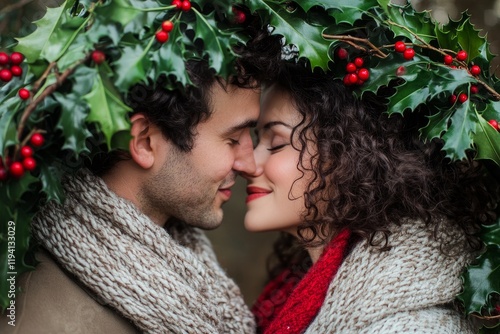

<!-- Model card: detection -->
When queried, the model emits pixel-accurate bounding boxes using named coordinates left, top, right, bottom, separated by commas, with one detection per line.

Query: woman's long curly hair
left=267, top=61, right=497, bottom=278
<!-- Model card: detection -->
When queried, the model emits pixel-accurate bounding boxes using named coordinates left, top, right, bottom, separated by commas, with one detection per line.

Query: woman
left=243, top=62, right=493, bottom=333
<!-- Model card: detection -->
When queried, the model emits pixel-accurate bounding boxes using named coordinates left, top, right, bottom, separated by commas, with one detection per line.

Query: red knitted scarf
left=252, top=229, right=351, bottom=334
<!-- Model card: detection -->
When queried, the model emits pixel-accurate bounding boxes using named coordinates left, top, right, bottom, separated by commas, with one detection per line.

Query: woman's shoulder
left=359, top=306, right=477, bottom=334
left=0, top=249, right=139, bottom=334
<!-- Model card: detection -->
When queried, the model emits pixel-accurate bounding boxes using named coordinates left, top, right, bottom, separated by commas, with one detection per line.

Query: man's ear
left=129, top=113, right=158, bottom=169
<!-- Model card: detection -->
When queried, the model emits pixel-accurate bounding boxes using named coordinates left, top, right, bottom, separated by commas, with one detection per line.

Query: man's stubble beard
left=139, top=149, right=224, bottom=230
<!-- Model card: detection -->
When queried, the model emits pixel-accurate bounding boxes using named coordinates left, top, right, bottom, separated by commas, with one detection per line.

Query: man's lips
left=246, top=186, right=271, bottom=203
left=218, top=183, right=234, bottom=200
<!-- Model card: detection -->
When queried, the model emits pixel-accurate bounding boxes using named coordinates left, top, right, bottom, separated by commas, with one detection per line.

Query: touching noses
left=233, top=133, right=263, bottom=179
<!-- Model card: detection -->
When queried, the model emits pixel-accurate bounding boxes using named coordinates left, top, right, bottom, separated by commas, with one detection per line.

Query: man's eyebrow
left=222, top=119, right=258, bottom=136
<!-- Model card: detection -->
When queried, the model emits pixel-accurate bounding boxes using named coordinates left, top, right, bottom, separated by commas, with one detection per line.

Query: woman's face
left=243, top=85, right=311, bottom=234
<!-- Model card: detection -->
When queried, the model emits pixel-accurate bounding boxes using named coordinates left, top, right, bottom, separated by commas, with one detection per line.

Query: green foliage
left=247, top=0, right=331, bottom=69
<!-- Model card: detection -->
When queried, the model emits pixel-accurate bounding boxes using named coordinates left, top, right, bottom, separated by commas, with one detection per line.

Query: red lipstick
left=246, top=186, right=271, bottom=203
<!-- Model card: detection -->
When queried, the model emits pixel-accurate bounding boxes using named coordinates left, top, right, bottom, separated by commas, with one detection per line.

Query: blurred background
left=1, top=0, right=500, bottom=306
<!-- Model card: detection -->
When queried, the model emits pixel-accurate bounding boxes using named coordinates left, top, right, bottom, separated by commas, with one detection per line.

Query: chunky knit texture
left=305, top=220, right=476, bottom=333
left=31, top=169, right=255, bottom=334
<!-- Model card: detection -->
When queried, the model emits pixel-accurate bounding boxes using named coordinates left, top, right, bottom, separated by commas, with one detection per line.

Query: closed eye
left=267, top=144, right=288, bottom=152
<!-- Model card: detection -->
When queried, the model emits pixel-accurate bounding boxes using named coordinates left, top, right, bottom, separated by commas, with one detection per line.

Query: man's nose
left=233, top=131, right=256, bottom=175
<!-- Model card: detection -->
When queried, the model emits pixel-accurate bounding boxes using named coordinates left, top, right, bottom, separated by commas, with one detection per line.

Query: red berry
left=343, top=74, right=352, bottom=86
left=11, top=65, right=22, bottom=76
left=162, top=20, right=174, bottom=32
left=181, top=0, right=191, bottom=11
left=172, top=0, right=182, bottom=8
left=10, top=52, right=23, bottom=65
left=396, top=66, right=406, bottom=76
left=22, top=157, right=36, bottom=171
left=394, top=41, right=406, bottom=53
left=488, top=119, right=499, bottom=130
left=458, top=93, right=468, bottom=103
left=9, top=162, right=24, bottom=179
left=336, top=48, right=348, bottom=60
left=156, top=31, right=169, bottom=43
left=0, top=52, right=9, bottom=65
left=91, top=50, right=106, bottom=64
left=449, top=94, right=457, bottom=104
left=357, top=68, right=370, bottom=81
left=470, top=65, right=481, bottom=76
left=0, top=69, right=12, bottom=82
left=470, top=85, right=479, bottom=94
left=20, top=145, right=33, bottom=158
left=444, top=55, right=453, bottom=65
left=456, top=50, right=467, bottom=61
left=348, top=73, right=358, bottom=85
left=354, top=57, right=364, bottom=68
left=0, top=167, right=7, bottom=181
left=18, top=88, right=30, bottom=100
left=346, top=62, right=357, bottom=73
left=30, top=133, right=45, bottom=147
left=403, top=48, right=415, bottom=60
left=234, top=11, right=246, bottom=24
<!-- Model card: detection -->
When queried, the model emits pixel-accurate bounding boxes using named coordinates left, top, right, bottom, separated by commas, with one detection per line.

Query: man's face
left=140, top=84, right=260, bottom=229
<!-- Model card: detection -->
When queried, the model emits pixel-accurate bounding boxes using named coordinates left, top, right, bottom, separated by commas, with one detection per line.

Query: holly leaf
left=192, top=10, right=234, bottom=76
left=289, top=0, right=378, bottom=25
left=365, top=54, right=476, bottom=115
left=54, top=92, right=93, bottom=156
left=93, top=0, right=161, bottom=34
left=420, top=109, right=454, bottom=141
left=458, top=245, right=500, bottom=315
left=0, top=96, right=22, bottom=154
left=479, top=219, right=500, bottom=247
left=473, top=111, right=500, bottom=165
left=457, top=15, right=485, bottom=62
left=15, top=1, right=87, bottom=63
left=83, top=69, right=131, bottom=148
left=296, top=0, right=377, bottom=14
left=435, top=23, right=459, bottom=53
left=151, top=24, right=191, bottom=87
left=247, top=1, right=331, bottom=69
left=382, top=2, right=435, bottom=44
left=39, top=163, right=65, bottom=203
left=113, top=42, right=153, bottom=93
left=441, top=101, right=477, bottom=161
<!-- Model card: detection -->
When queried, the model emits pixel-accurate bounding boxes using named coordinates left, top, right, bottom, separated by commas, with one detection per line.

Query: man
left=0, top=33, right=281, bottom=331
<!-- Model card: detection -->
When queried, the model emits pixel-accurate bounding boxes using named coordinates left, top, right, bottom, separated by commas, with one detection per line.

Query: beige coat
left=0, top=250, right=139, bottom=334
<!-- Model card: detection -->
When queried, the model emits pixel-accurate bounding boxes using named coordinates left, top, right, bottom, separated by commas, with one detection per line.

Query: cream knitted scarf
left=31, top=169, right=255, bottom=334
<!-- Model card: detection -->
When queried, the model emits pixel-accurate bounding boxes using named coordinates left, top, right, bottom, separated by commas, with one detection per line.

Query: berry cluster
left=156, top=20, right=174, bottom=44
left=337, top=50, right=370, bottom=87
left=172, top=0, right=191, bottom=12
left=394, top=41, right=415, bottom=60
left=0, top=133, right=44, bottom=181
left=0, top=51, right=24, bottom=82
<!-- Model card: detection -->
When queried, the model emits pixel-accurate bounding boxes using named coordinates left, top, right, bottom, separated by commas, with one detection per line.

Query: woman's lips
left=246, top=186, right=271, bottom=203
